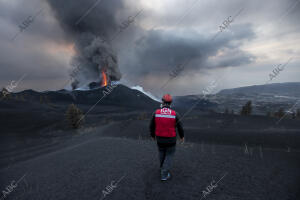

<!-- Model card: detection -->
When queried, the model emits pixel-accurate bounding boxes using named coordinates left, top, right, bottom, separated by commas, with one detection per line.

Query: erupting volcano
left=101, top=69, right=108, bottom=87
left=67, top=37, right=121, bottom=90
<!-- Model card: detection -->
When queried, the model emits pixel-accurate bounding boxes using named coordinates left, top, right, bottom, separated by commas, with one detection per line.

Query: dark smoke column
left=71, top=35, right=121, bottom=89
left=46, top=0, right=123, bottom=89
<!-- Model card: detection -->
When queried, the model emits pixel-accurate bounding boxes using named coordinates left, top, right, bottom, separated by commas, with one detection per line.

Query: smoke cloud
left=46, top=0, right=124, bottom=88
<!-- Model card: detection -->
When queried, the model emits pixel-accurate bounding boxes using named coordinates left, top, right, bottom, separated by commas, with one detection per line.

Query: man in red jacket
left=150, top=94, right=184, bottom=181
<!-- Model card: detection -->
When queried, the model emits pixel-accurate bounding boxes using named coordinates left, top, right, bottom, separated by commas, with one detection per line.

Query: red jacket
left=154, top=108, right=177, bottom=137
left=150, top=106, right=184, bottom=147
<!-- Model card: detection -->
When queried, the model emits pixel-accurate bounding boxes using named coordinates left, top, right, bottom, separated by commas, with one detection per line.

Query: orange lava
left=101, top=69, right=107, bottom=87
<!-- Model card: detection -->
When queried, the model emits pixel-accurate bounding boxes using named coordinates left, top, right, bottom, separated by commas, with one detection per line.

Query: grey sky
left=0, top=0, right=299, bottom=96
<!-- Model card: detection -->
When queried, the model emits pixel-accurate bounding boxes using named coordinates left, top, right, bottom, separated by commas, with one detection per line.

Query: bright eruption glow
left=101, top=69, right=108, bottom=87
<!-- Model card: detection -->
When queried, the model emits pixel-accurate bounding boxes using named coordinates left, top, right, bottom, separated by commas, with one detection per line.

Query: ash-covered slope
left=7, top=84, right=160, bottom=109
left=0, top=84, right=160, bottom=134
left=1, top=136, right=299, bottom=200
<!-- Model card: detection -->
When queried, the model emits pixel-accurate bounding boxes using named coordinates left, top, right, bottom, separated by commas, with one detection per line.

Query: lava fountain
left=101, top=69, right=108, bottom=87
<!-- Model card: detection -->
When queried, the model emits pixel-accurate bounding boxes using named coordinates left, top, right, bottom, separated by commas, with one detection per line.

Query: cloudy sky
left=0, top=0, right=299, bottom=97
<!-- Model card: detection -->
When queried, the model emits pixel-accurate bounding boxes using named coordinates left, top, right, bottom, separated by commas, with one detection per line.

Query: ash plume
left=70, top=34, right=121, bottom=89
left=46, top=0, right=123, bottom=89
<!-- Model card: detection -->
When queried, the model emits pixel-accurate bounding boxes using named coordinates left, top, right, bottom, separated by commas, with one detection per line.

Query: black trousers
left=158, top=145, right=176, bottom=172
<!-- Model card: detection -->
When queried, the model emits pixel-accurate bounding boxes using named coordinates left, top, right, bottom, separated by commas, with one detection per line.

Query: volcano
left=8, top=84, right=159, bottom=109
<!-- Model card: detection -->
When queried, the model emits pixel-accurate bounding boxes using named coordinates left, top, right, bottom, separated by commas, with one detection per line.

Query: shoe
left=161, top=172, right=171, bottom=181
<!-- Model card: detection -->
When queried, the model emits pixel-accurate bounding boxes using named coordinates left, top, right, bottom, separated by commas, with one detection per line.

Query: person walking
left=149, top=94, right=184, bottom=181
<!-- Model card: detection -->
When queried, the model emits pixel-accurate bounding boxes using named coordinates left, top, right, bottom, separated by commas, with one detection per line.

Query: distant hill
left=218, top=82, right=300, bottom=97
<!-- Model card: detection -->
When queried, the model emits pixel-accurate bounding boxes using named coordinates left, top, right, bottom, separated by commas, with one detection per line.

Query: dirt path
left=0, top=136, right=299, bottom=200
